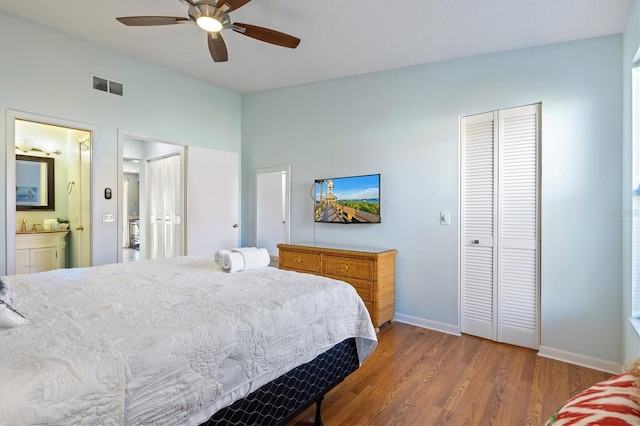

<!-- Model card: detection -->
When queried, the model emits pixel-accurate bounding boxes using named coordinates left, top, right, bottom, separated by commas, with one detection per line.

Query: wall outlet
left=103, top=212, right=115, bottom=223
left=440, top=211, right=450, bottom=225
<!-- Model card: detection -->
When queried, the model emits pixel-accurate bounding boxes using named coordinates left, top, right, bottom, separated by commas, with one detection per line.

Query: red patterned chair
left=545, top=359, right=640, bottom=425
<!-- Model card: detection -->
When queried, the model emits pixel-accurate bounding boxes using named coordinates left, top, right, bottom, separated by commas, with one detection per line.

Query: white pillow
left=0, top=300, right=29, bottom=328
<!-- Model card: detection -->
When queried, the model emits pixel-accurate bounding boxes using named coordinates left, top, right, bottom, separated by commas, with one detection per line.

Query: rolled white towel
left=232, top=247, right=270, bottom=271
left=222, top=252, right=245, bottom=273
left=214, top=249, right=231, bottom=266
left=231, top=247, right=257, bottom=253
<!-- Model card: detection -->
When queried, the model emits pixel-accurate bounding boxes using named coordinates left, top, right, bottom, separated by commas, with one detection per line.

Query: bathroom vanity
left=15, top=231, right=69, bottom=274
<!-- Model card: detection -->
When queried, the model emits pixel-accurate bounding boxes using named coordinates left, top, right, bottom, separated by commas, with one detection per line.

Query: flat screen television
left=314, top=174, right=381, bottom=223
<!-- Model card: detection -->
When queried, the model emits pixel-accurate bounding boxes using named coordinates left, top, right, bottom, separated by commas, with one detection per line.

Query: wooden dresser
left=277, top=243, right=397, bottom=330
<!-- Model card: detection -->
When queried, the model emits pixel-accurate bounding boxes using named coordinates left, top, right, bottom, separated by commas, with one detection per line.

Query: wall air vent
left=92, top=75, right=124, bottom=96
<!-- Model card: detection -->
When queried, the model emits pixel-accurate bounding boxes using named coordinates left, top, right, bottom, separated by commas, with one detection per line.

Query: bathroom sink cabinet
left=15, top=231, right=68, bottom=274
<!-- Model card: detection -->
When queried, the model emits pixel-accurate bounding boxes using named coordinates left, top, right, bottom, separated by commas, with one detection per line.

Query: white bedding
left=0, top=256, right=377, bottom=425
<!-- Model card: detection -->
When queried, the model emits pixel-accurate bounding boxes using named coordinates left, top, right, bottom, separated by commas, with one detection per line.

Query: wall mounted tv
left=314, top=174, right=381, bottom=223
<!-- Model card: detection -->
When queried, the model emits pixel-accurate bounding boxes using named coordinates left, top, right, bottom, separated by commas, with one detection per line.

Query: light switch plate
left=103, top=212, right=115, bottom=223
left=440, top=211, right=450, bottom=225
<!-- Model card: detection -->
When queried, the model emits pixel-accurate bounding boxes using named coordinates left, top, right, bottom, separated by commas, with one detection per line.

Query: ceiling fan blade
left=116, top=16, right=189, bottom=26
left=208, top=32, right=229, bottom=62
left=232, top=23, right=300, bottom=49
left=216, top=0, right=252, bottom=12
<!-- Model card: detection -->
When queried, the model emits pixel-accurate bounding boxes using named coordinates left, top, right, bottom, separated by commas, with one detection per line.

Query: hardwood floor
left=290, top=322, right=612, bottom=426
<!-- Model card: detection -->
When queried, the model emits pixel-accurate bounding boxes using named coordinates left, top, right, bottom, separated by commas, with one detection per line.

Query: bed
left=0, top=256, right=378, bottom=425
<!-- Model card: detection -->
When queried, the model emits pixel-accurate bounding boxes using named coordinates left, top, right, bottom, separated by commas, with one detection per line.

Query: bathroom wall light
left=15, top=138, right=61, bottom=156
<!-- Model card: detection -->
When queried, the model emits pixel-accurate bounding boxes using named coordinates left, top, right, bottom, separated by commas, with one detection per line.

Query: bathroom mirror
left=16, top=154, right=55, bottom=211
left=255, top=165, right=291, bottom=260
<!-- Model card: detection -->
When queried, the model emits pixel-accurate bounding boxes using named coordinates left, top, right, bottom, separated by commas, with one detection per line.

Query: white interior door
left=257, top=171, right=285, bottom=257
left=460, top=104, right=540, bottom=350
left=496, top=104, right=540, bottom=349
left=79, top=137, right=92, bottom=267
left=167, top=154, right=183, bottom=258
left=147, top=157, right=165, bottom=259
left=186, top=147, right=239, bottom=255
left=164, top=155, right=176, bottom=257
left=460, top=111, right=498, bottom=341
left=147, top=154, right=183, bottom=260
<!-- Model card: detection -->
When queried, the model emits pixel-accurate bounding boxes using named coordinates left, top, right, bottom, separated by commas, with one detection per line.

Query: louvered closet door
left=460, top=111, right=498, bottom=341
left=460, top=104, right=540, bottom=350
left=169, top=155, right=183, bottom=258
left=163, top=154, right=183, bottom=258
left=497, top=104, right=540, bottom=349
left=148, top=158, right=165, bottom=259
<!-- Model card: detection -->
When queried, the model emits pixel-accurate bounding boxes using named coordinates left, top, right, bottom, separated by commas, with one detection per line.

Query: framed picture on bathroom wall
left=16, top=186, right=40, bottom=205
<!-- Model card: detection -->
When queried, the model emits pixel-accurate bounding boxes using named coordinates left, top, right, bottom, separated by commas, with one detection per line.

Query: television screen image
left=314, top=174, right=381, bottom=223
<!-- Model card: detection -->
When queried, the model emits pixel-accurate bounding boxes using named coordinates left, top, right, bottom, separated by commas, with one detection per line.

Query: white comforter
left=0, top=256, right=377, bottom=425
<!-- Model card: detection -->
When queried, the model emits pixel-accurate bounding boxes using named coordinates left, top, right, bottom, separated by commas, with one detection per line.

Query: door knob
left=75, top=225, right=84, bottom=231
left=233, top=224, right=239, bottom=228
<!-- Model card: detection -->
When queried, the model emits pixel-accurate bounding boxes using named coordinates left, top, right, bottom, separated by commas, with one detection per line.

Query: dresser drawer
left=324, top=256, right=374, bottom=281
left=279, top=250, right=321, bottom=274
left=329, top=276, right=373, bottom=302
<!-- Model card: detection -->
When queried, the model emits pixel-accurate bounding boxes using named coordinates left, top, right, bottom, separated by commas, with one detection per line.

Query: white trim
left=394, top=313, right=461, bottom=336
left=537, top=345, right=622, bottom=374
left=395, top=314, right=622, bottom=374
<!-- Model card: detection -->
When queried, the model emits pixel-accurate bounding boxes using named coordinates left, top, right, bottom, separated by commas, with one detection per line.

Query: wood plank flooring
left=290, top=322, right=612, bottom=426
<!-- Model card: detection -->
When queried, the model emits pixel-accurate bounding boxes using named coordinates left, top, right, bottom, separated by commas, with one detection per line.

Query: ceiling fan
left=116, top=0, right=300, bottom=63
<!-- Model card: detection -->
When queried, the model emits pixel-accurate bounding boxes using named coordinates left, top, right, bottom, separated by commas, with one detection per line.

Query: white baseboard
left=394, top=314, right=621, bottom=374
left=538, top=346, right=622, bottom=374
left=394, top=313, right=461, bottom=336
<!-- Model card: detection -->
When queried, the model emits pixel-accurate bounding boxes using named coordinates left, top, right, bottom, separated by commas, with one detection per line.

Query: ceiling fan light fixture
left=116, top=0, right=300, bottom=64
left=196, top=16, right=223, bottom=32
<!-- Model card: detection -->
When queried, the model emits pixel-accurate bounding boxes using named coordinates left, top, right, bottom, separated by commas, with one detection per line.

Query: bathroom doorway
left=7, top=114, right=93, bottom=273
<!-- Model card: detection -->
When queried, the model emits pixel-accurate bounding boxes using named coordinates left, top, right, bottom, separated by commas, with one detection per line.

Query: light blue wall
left=623, top=0, right=640, bottom=363
left=241, top=36, right=624, bottom=364
left=0, top=10, right=241, bottom=273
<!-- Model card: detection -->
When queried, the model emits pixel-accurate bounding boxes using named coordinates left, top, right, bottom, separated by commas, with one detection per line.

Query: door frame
left=117, top=130, right=187, bottom=263
left=5, top=110, right=96, bottom=275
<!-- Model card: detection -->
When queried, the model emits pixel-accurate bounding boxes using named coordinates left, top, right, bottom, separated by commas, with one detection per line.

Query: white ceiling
left=0, top=0, right=633, bottom=93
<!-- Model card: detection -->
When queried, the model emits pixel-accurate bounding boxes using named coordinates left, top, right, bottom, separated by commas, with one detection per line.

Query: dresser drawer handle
left=342, top=265, right=349, bottom=270
left=295, top=257, right=302, bottom=263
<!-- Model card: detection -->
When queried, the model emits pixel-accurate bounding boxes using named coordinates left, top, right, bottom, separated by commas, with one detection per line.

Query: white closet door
left=148, top=158, right=165, bottom=259
left=169, top=155, right=183, bottom=258
left=460, top=104, right=540, bottom=350
left=163, top=156, right=175, bottom=258
left=460, top=111, right=498, bottom=341
left=497, top=104, right=540, bottom=349
left=163, top=154, right=183, bottom=258
left=147, top=154, right=184, bottom=260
